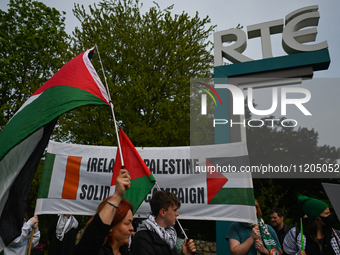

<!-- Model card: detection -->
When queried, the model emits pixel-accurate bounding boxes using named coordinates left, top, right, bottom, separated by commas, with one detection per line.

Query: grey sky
left=1, top=0, right=339, bottom=147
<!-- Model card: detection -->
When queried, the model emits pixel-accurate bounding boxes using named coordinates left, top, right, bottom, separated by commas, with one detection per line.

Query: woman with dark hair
left=74, top=169, right=133, bottom=255
left=283, top=196, right=340, bottom=255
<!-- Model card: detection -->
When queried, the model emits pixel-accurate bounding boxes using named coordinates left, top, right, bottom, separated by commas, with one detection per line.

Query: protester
left=226, top=200, right=282, bottom=255
left=130, top=190, right=196, bottom=255
left=4, top=215, right=40, bottom=255
left=73, top=169, right=133, bottom=255
left=270, top=208, right=291, bottom=254
left=283, top=195, right=340, bottom=255
left=48, top=214, right=78, bottom=255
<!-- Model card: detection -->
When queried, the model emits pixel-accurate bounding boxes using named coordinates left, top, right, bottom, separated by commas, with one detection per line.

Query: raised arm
left=99, top=169, right=131, bottom=224
left=73, top=169, right=131, bottom=255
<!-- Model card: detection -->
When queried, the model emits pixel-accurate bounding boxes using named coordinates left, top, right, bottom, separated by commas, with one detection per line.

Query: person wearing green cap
left=283, top=196, right=340, bottom=255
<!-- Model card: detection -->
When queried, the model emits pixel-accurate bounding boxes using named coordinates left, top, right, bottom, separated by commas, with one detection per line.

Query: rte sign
left=214, top=5, right=328, bottom=65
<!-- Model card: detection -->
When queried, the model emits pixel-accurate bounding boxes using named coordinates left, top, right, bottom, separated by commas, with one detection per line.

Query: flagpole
left=300, top=218, right=304, bottom=252
left=27, top=229, right=34, bottom=255
left=95, top=45, right=124, bottom=166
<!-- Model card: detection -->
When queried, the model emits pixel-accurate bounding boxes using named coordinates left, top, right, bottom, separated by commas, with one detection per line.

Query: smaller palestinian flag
left=206, top=157, right=255, bottom=206
left=111, top=129, right=156, bottom=214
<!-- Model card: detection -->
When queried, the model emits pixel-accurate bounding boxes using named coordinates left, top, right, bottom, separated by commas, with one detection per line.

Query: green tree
left=0, top=0, right=70, bottom=130
left=52, top=0, right=216, bottom=147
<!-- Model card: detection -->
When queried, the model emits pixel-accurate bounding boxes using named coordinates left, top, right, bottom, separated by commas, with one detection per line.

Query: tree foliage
left=52, top=0, right=216, bottom=147
left=0, top=0, right=71, bottom=130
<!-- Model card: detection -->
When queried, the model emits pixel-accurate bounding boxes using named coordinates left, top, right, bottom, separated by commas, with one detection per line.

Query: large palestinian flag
left=0, top=48, right=109, bottom=251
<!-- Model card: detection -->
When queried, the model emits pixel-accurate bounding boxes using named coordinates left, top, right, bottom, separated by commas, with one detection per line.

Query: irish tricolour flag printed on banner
left=36, top=142, right=115, bottom=215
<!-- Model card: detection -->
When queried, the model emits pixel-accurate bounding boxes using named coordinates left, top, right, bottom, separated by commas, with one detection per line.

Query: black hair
left=269, top=208, right=284, bottom=218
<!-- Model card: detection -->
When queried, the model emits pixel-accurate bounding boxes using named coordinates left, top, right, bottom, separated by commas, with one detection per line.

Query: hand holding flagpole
left=27, top=216, right=38, bottom=255
left=252, top=223, right=261, bottom=255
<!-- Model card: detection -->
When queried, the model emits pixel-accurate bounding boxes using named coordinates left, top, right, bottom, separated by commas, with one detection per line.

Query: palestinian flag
left=206, top=157, right=255, bottom=206
left=0, top=48, right=109, bottom=251
left=111, top=129, right=156, bottom=214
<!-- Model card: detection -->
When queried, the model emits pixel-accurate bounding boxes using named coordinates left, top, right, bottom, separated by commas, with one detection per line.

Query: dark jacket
left=303, top=226, right=337, bottom=255
left=130, top=229, right=178, bottom=255
left=48, top=215, right=77, bottom=255
left=274, top=223, right=291, bottom=246
left=73, top=214, right=133, bottom=255
left=274, top=222, right=291, bottom=255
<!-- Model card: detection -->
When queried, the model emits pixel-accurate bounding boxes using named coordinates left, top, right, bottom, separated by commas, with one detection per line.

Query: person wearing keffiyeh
left=48, top=214, right=78, bottom=255
left=283, top=196, right=340, bottom=255
left=226, top=200, right=282, bottom=255
left=130, top=190, right=196, bottom=255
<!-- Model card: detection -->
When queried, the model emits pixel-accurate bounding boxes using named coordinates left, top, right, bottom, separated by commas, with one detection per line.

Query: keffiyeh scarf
left=143, top=213, right=177, bottom=250
left=56, top=215, right=78, bottom=241
left=330, top=229, right=340, bottom=255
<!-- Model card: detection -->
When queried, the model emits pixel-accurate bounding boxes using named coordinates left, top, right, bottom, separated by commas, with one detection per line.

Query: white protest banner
left=35, top=140, right=256, bottom=223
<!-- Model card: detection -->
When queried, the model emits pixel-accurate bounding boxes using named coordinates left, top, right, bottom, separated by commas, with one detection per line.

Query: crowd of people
left=3, top=169, right=339, bottom=255
left=226, top=196, right=340, bottom=255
